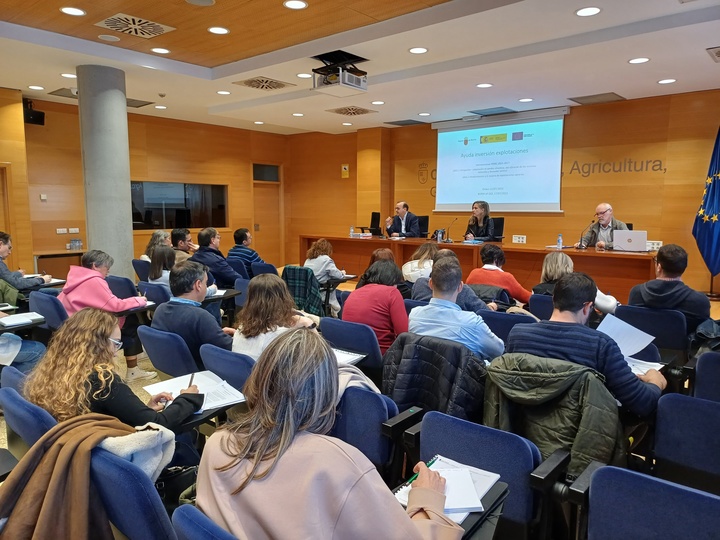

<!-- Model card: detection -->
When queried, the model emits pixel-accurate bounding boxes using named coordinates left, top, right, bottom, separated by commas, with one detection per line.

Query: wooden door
left=252, top=182, right=283, bottom=266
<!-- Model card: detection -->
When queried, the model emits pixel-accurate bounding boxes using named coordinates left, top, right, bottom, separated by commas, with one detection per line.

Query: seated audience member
left=409, top=258, right=504, bottom=361
left=464, top=200, right=494, bottom=241
left=0, top=231, right=51, bottom=289
left=385, top=201, right=421, bottom=238
left=233, top=274, right=314, bottom=360
left=190, top=228, right=241, bottom=289
left=152, top=261, right=234, bottom=368
left=59, top=250, right=155, bottom=381
left=506, top=272, right=666, bottom=418
left=304, top=238, right=345, bottom=316
left=171, top=228, right=197, bottom=264
left=140, top=230, right=171, bottom=262
left=342, top=260, right=408, bottom=354
left=356, top=248, right=410, bottom=299
left=402, top=242, right=438, bottom=283
left=574, top=202, right=628, bottom=250
left=629, top=244, right=711, bottom=333
left=0, top=329, right=45, bottom=374
left=148, top=245, right=176, bottom=292
left=25, top=308, right=202, bottom=432
left=412, top=249, right=495, bottom=313
left=227, top=228, right=265, bottom=278
left=466, top=244, right=532, bottom=304
left=197, top=328, right=462, bottom=539
left=533, top=251, right=618, bottom=314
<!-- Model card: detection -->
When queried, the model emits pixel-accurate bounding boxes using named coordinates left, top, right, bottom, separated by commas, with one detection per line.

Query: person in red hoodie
left=58, top=249, right=156, bottom=381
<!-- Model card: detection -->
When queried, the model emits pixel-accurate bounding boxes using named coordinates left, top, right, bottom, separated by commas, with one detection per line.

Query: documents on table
left=0, top=312, right=45, bottom=327
left=143, top=370, right=245, bottom=413
left=0, top=303, right=17, bottom=312
left=597, top=314, right=663, bottom=374
left=210, top=289, right=226, bottom=297
left=395, top=454, right=499, bottom=523
left=332, top=348, right=364, bottom=365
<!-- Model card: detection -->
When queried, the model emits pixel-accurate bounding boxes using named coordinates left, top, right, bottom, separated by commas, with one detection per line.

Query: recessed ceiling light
left=60, top=7, right=86, bottom=16
left=152, top=48, right=170, bottom=54
left=409, top=47, right=428, bottom=54
left=476, top=83, right=493, bottom=88
left=658, top=79, right=676, bottom=85
left=371, top=100, right=385, bottom=105
left=98, top=34, right=120, bottom=42
left=284, top=0, right=308, bottom=9
left=208, top=26, right=229, bottom=35
left=217, top=90, right=231, bottom=95
left=28, top=85, right=44, bottom=91
left=254, top=121, right=264, bottom=125
left=575, top=7, right=601, bottom=17
left=342, top=122, right=353, bottom=126
left=518, top=98, right=533, bottom=103
left=141, top=65, right=157, bottom=70
left=296, top=73, right=312, bottom=79
left=418, top=112, right=431, bottom=117
left=292, top=113, right=304, bottom=117
left=628, top=57, right=649, bottom=64
left=155, top=105, right=167, bottom=110
left=61, top=73, right=77, bottom=79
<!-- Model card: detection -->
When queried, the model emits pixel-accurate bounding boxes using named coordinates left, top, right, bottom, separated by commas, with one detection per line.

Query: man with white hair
left=575, top=202, right=628, bottom=250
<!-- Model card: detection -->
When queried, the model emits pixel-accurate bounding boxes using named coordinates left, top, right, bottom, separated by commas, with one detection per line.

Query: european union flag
left=693, top=127, right=720, bottom=276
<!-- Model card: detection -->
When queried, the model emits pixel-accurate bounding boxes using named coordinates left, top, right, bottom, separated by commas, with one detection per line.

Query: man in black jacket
left=385, top=201, right=420, bottom=238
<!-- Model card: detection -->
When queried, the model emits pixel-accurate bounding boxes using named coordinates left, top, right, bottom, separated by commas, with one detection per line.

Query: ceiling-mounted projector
left=310, top=49, right=368, bottom=97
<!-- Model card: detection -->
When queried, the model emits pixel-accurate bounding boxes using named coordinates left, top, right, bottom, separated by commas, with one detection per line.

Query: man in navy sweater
left=190, top=228, right=242, bottom=289
left=152, top=261, right=234, bottom=369
left=506, top=272, right=666, bottom=418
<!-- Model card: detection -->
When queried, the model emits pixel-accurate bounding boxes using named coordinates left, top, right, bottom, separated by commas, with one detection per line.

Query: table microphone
left=444, top=217, right=458, bottom=243
left=577, top=219, right=595, bottom=249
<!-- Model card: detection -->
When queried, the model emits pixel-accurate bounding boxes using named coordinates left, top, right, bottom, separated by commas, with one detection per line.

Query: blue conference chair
left=106, top=275, right=139, bottom=299
left=227, top=258, right=250, bottom=280
left=138, top=281, right=172, bottom=306
left=0, top=387, right=58, bottom=459
left=529, top=294, right=553, bottom=321
left=29, top=290, right=68, bottom=331
left=138, top=325, right=199, bottom=376
left=173, top=503, right=237, bottom=540
left=234, top=278, right=250, bottom=308
left=614, top=305, right=688, bottom=364
left=319, top=318, right=383, bottom=371
left=1, top=365, right=26, bottom=393
left=694, top=351, right=720, bottom=402
left=251, top=262, right=277, bottom=276
left=132, top=259, right=151, bottom=282
left=588, top=466, right=720, bottom=540
left=403, top=298, right=428, bottom=316
left=200, top=344, right=254, bottom=392
left=480, top=309, right=536, bottom=342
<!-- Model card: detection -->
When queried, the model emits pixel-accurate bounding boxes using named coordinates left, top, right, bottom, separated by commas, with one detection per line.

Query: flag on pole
left=693, top=126, right=720, bottom=276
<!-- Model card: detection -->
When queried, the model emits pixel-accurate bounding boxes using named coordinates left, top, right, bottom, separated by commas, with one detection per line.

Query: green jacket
left=484, top=353, right=626, bottom=476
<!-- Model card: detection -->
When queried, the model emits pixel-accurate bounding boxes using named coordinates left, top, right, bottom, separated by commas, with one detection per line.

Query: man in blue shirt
left=409, top=258, right=504, bottom=360
left=227, top=228, right=265, bottom=278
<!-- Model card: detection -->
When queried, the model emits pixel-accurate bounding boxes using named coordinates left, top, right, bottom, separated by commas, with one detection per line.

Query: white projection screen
left=434, top=113, right=566, bottom=213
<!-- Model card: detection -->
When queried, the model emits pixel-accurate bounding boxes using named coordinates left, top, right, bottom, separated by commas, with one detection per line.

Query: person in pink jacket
left=59, top=250, right=156, bottom=381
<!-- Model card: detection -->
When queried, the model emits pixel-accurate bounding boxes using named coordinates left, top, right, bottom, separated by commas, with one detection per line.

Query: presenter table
left=299, top=236, right=656, bottom=303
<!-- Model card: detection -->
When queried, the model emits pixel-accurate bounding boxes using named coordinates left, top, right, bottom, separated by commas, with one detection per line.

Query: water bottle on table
left=557, top=234, right=563, bottom=250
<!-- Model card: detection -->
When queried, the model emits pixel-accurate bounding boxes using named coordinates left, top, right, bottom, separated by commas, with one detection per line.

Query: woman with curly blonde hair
left=24, top=308, right=202, bottom=430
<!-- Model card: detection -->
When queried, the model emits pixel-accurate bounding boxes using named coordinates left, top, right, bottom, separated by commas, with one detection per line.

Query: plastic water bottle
left=349, top=226, right=354, bottom=237
left=557, top=234, right=563, bottom=250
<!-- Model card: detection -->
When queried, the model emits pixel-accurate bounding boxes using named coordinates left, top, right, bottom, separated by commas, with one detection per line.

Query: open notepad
left=143, top=371, right=245, bottom=413
left=395, top=455, right=500, bottom=523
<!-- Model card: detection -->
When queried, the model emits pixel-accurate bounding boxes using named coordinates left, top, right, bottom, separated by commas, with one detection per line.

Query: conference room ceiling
left=1, top=0, right=719, bottom=135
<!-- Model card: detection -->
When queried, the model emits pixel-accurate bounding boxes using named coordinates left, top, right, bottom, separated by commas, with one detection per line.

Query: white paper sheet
left=596, top=314, right=654, bottom=358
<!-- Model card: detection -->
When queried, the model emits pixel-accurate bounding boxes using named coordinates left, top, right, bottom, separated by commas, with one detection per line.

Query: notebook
left=613, top=230, right=648, bottom=252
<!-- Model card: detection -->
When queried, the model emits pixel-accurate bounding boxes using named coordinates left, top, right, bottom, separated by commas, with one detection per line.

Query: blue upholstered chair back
left=227, top=258, right=250, bottom=280
left=654, top=393, right=720, bottom=494
left=615, top=305, right=688, bottom=363
left=695, top=351, right=720, bottom=402
left=250, top=262, right=277, bottom=276
left=631, top=343, right=661, bottom=363
left=106, top=275, right=139, bottom=299
left=480, top=310, right=536, bottom=342
left=0, top=387, right=57, bottom=449
left=420, top=411, right=541, bottom=530
left=138, top=325, right=199, bottom=376
left=330, top=387, right=399, bottom=469
left=0, top=365, right=26, bottom=394
left=173, top=503, right=237, bottom=540
left=588, top=466, right=720, bottom=540
left=138, top=281, right=172, bottom=306
left=403, top=298, right=428, bottom=316
left=319, top=318, right=383, bottom=370
left=528, top=294, right=553, bottom=320
left=90, top=447, right=177, bottom=540
left=234, top=278, right=250, bottom=308
left=200, top=344, right=254, bottom=392
left=29, top=290, right=68, bottom=331
left=132, top=259, right=151, bottom=282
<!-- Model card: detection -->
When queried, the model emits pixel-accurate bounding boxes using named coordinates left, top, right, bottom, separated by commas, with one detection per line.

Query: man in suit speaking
left=385, top=201, right=420, bottom=238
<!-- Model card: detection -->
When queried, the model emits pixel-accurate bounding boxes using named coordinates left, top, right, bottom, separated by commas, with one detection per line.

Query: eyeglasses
left=109, top=338, right=123, bottom=351
left=584, top=301, right=596, bottom=311
left=653, top=256, right=658, bottom=264
left=595, top=209, right=611, bottom=217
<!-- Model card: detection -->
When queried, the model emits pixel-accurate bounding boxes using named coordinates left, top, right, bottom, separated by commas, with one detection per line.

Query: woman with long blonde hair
left=402, top=242, right=438, bottom=283
left=140, top=230, right=171, bottom=262
left=197, top=328, right=461, bottom=539
left=24, top=308, right=201, bottom=429
left=464, top=200, right=494, bottom=241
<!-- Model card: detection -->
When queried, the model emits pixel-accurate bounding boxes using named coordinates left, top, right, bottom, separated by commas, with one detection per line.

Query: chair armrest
left=381, top=406, right=424, bottom=440
left=567, top=461, right=604, bottom=506
left=530, top=449, right=571, bottom=492
left=403, top=421, right=422, bottom=450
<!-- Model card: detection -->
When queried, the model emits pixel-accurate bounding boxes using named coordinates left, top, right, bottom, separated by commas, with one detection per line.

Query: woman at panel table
left=464, top=200, right=494, bottom=241
left=197, top=328, right=462, bottom=540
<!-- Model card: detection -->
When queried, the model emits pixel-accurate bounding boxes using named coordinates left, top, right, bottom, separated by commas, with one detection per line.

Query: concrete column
left=77, top=64, right=134, bottom=279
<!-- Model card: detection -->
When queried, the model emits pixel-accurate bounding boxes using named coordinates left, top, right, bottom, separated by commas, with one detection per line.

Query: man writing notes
left=385, top=201, right=420, bottom=238
left=575, top=202, right=629, bottom=250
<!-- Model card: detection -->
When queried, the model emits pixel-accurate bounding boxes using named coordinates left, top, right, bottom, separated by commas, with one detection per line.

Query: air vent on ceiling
left=95, top=13, right=176, bottom=39
left=567, top=92, right=626, bottom=105
left=385, top=119, right=427, bottom=126
left=707, top=46, right=720, bottom=63
left=233, top=77, right=296, bottom=91
left=326, top=106, right=376, bottom=116
left=48, top=88, right=154, bottom=108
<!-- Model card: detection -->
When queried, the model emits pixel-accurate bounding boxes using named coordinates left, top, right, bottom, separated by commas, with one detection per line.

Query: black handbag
left=155, top=465, right=198, bottom=515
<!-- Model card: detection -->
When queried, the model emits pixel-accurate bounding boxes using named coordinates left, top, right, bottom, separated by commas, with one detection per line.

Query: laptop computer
left=613, top=230, right=648, bottom=252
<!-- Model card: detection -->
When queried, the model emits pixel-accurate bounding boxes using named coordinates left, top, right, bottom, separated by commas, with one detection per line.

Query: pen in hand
left=189, top=373, right=195, bottom=387
left=404, top=455, right=439, bottom=486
